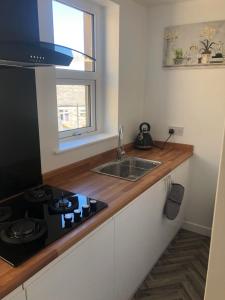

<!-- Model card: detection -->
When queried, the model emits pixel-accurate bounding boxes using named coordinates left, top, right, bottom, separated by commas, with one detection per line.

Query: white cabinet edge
left=2, top=286, right=25, bottom=300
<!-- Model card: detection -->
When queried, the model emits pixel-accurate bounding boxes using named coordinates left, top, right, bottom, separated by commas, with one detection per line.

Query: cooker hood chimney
left=0, top=0, right=95, bottom=68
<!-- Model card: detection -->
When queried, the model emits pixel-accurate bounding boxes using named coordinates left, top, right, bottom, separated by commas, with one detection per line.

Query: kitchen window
left=56, top=80, right=96, bottom=138
left=52, top=0, right=99, bottom=139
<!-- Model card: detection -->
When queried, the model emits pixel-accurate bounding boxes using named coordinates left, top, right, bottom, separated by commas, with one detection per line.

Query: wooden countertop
left=0, top=143, right=193, bottom=299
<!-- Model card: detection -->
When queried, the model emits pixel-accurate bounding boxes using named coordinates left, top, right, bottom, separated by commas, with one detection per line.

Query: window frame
left=56, top=79, right=96, bottom=139
left=53, top=0, right=102, bottom=140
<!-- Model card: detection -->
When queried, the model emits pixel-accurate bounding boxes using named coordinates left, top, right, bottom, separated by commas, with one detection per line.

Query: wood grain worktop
left=0, top=143, right=193, bottom=299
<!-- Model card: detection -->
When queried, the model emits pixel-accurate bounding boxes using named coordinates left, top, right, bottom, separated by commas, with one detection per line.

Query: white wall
left=144, top=0, right=225, bottom=230
left=36, top=0, right=147, bottom=173
left=204, top=121, right=225, bottom=300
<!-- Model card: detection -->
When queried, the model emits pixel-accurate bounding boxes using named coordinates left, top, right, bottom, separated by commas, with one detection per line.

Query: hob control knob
left=82, top=204, right=90, bottom=218
left=64, top=215, right=72, bottom=227
left=74, top=209, right=81, bottom=222
left=90, top=200, right=97, bottom=211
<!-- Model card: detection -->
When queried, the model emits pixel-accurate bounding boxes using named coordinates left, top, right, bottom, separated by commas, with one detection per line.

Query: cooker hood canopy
left=0, top=40, right=95, bottom=68
left=0, top=0, right=95, bottom=68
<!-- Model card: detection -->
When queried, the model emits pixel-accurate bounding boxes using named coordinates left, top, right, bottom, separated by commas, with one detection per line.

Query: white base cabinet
left=19, top=160, right=189, bottom=300
left=24, top=219, right=114, bottom=300
left=115, top=160, right=189, bottom=300
left=2, top=286, right=26, bottom=300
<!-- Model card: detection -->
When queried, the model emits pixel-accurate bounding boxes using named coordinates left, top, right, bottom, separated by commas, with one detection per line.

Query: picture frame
left=163, top=20, right=225, bottom=68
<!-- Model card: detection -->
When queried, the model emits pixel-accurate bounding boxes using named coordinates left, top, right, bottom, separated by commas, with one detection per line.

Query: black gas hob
left=0, top=185, right=107, bottom=266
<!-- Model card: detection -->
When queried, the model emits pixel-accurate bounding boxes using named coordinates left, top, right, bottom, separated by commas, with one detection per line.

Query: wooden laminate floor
left=132, top=230, right=210, bottom=300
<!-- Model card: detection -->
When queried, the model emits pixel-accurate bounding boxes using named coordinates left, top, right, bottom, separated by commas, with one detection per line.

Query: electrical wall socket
left=168, top=126, right=184, bottom=136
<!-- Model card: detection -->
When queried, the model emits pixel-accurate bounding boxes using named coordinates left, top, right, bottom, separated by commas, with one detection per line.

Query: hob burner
left=0, top=218, right=47, bottom=244
left=0, top=206, right=12, bottom=223
left=24, top=186, right=52, bottom=203
left=49, top=193, right=78, bottom=214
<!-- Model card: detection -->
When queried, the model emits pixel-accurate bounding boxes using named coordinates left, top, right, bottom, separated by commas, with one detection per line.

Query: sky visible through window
left=52, top=0, right=84, bottom=53
left=52, top=0, right=94, bottom=71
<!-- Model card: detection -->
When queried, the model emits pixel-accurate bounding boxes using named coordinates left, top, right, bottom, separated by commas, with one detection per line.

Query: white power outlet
left=168, top=126, right=184, bottom=136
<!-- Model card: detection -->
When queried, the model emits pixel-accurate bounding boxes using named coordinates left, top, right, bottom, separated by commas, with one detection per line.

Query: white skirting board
left=182, top=221, right=212, bottom=237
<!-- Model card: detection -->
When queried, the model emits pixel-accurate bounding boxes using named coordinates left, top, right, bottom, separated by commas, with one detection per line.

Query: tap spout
left=117, top=125, right=126, bottom=160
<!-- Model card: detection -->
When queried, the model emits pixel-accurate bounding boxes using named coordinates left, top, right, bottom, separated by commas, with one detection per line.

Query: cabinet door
left=2, top=286, right=26, bottom=300
left=24, top=220, right=114, bottom=300
left=115, top=161, right=190, bottom=300
left=157, top=160, right=190, bottom=249
left=115, top=179, right=168, bottom=300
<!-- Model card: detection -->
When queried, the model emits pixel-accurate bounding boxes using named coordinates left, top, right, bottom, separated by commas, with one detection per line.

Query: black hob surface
left=0, top=185, right=107, bottom=266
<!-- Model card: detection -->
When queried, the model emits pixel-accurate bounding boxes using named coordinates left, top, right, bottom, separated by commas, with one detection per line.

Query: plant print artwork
left=163, top=20, right=225, bottom=67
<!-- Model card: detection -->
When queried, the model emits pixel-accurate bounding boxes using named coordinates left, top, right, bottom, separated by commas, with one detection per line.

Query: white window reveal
left=52, top=0, right=99, bottom=139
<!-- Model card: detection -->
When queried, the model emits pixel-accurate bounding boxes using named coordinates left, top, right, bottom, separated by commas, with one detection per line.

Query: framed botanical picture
left=163, top=20, right=225, bottom=68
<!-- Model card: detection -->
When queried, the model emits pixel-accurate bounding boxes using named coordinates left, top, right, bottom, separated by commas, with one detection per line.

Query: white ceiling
left=135, top=0, right=193, bottom=6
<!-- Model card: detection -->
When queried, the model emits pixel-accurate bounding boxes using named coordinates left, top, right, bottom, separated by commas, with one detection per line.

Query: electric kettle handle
left=139, top=122, right=151, bottom=132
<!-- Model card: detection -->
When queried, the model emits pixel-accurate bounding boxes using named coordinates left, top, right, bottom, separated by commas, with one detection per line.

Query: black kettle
left=135, top=122, right=154, bottom=149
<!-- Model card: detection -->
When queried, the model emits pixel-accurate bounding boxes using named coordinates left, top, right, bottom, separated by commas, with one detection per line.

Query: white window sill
left=54, top=132, right=118, bottom=154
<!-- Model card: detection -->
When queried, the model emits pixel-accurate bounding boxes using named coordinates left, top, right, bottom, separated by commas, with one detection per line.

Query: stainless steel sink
left=92, top=157, right=161, bottom=181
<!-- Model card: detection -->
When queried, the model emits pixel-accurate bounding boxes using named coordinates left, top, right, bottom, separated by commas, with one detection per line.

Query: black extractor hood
left=0, top=0, right=95, bottom=68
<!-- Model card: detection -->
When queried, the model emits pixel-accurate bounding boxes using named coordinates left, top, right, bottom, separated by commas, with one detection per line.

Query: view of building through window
left=56, top=85, right=90, bottom=132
